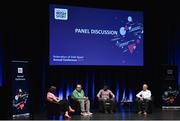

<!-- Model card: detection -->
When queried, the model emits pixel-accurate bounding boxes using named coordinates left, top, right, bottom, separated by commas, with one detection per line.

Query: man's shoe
left=87, top=112, right=93, bottom=115
left=81, top=112, right=88, bottom=116
left=138, top=111, right=142, bottom=115
left=143, top=112, right=147, bottom=116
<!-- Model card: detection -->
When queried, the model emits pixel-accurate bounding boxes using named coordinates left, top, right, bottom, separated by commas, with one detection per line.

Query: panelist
left=136, top=84, right=152, bottom=115
left=47, top=86, right=75, bottom=118
left=97, top=85, right=115, bottom=113
left=72, top=84, right=93, bottom=116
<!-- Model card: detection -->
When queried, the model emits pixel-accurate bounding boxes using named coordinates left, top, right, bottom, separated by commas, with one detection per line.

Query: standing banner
left=161, top=65, right=179, bottom=109
left=11, top=60, right=30, bottom=119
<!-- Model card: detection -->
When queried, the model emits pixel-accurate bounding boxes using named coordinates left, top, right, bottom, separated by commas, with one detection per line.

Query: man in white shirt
left=136, top=84, right=151, bottom=115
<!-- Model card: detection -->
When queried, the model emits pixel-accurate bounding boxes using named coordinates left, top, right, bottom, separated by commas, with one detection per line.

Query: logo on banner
left=13, top=89, right=29, bottom=111
left=54, top=8, right=68, bottom=20
left=18, top=67, right=23, bottom=74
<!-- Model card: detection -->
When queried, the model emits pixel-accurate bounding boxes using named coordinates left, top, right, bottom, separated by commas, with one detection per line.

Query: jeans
left=78, top=98, right=90, bottom=113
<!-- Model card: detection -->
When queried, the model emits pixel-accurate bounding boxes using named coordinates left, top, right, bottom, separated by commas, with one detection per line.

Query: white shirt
left=136, top=89, right=151, bottom=100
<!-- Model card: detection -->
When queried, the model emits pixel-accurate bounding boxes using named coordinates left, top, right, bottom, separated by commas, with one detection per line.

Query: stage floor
left=32, top=109, right=180, bottom=120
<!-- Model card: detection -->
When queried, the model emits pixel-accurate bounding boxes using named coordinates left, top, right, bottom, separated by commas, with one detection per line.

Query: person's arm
left=109, top=90, right=115, bottom=99
left=82, top=90, right=85, bottom=97
left=53, top=96, right=60, bottom=103
left=72, top=90, right=78, bottom=99
left=136, top=91, right=142, bottom=98
left=47, top=93, right=60, bottom=103
left=97, top=90, right=102, bottom=99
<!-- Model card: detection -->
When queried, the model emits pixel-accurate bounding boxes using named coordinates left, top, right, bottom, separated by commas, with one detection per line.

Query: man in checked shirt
left=97, top=85, right=116, bottom=113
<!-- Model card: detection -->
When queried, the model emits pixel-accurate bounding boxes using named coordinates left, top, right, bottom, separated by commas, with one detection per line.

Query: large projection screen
left=49, top=4, right=144, bottom=66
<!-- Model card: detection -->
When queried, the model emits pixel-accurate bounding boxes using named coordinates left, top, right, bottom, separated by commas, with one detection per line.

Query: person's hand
left=56, top=97, right=60, bottom=102
left=140, top=97, right=144, bottom=101
left=83, top=97, right=88, bottom=100
left=110, top=98, right=115, bottom=101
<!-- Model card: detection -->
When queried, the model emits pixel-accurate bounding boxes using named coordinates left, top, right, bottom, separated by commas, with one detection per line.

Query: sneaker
left=81, top=112, right=88, bottom=116
left=138, top=111, right=142, bottom=115
left=143, top=112, right=147, bottom=116
left=87, top=112, right=93, bottom=115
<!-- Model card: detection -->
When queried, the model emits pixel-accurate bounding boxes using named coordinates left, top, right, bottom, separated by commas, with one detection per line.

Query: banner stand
left=11, top=60, right=30, bottom=119
left=161, top=65, right=179, bottom=110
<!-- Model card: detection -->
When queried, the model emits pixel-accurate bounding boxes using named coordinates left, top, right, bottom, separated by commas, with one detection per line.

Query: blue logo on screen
left=54, top=8, right=68, bottom=20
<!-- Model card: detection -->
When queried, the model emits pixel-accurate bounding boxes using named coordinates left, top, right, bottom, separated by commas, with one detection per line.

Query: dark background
left=0, top=0, right=179, bottom=119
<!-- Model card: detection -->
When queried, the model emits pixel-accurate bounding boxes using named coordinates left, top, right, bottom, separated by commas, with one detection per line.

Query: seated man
left=136, top=84, right=151, bottom=116
left=97, top=85, right=115, bottom=113
left=72, top=84, right=93, bottom=116
left=47, top=86, right=75, bottom=118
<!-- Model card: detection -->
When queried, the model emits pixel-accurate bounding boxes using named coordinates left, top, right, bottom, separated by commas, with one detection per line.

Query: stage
left=0, top=1, right=180, bottom=120
left=32, top=109, right=180, bottom=120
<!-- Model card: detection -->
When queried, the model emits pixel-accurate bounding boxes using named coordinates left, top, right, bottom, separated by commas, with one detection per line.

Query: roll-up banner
left=11, top=60, right=30, bottom=119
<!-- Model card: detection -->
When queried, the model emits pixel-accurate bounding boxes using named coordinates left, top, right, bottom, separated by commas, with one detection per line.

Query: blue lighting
left=119, top=103, right=126, bottom=119
left=58, top=89, right=63, bottom=100
left=85, top=71, right=89, bottom=96
left=121, top=89, right=126, bottom=101
left=66, top=85, right=71, bottom=99
left=129, top=89, right=133, bottom=102
left=116, top=82, right=119, bottom=102
left=58, top=115, right=63, bottom=120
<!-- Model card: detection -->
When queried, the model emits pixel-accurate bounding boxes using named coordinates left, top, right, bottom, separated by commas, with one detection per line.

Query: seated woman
left=47, top=86, right=75, bottom=118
